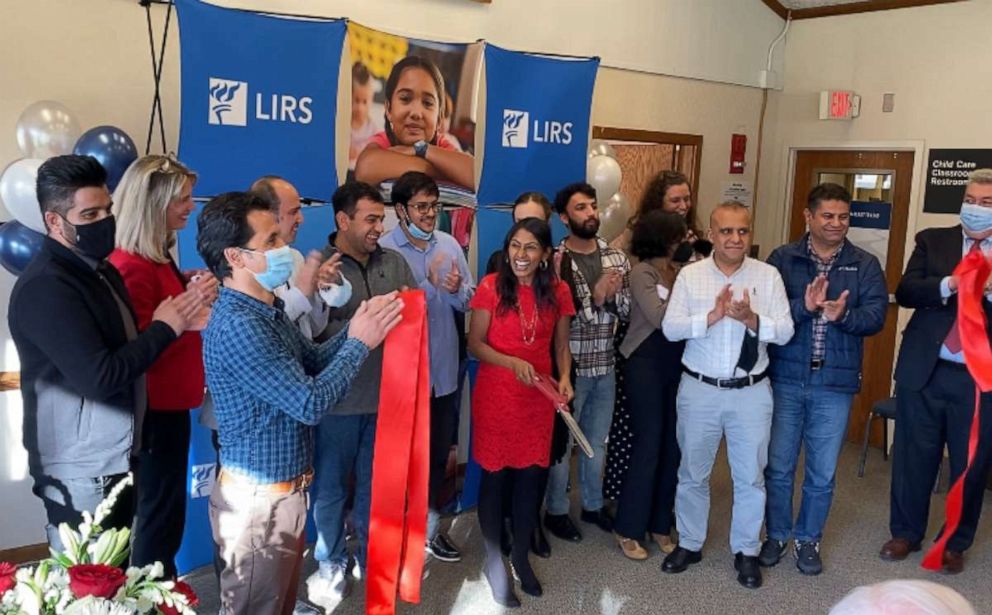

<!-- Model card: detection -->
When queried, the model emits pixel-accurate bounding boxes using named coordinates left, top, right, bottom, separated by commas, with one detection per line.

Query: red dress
left=470, top=274, right=575, bottom=471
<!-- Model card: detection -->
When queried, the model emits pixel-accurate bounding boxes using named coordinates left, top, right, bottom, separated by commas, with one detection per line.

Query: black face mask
left=672, top=241, right=694, bottom=263
left=62, top=215, right=117, bottom=261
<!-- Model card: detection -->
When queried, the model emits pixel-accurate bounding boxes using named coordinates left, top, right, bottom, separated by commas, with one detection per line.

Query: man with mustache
left=307, top=182, right=418, bottom=609
left=543, top=182, right=631, bottom=543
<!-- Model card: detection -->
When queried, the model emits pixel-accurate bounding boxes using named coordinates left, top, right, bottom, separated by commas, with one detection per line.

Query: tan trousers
left=209, top=478, right=308, bottom=615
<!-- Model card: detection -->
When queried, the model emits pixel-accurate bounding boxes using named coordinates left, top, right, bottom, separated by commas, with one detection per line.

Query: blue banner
left=176, top=0, right=344, bottom=199
left=850, top=200, right=892, bottom=230
left=475, top=44, right=597, bottom=270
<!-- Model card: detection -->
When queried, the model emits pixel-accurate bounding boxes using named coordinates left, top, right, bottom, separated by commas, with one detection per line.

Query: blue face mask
left=960, top=202, right=992, bottom=233
left=401, top=209, right=434, bottom=241
left=319, top=275, right=353, bottom=308
left=242, top=245, right=295, bottom=291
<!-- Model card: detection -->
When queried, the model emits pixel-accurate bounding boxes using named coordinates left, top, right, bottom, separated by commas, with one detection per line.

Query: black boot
left=531, top=525, right=551, bottom=558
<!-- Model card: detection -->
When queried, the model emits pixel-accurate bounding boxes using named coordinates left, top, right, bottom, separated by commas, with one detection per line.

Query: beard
left=569, top=216, right=600, bottom=239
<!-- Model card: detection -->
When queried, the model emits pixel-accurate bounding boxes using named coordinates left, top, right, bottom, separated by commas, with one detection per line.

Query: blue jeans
left=765, top=380, right=853, bottom=543
left=312, top=413, right=377, bottom=569
left=546, top=372, right=615, bottom=515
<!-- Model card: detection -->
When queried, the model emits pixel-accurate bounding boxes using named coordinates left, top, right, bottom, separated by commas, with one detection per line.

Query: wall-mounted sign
left=924, top=149, right=992, bottom=214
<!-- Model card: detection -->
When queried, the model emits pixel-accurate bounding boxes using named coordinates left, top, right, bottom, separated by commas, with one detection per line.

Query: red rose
left=0, top=561, right=16, bottom=595
left=158, top=580, right=199, bottom=615
left=68, top=564, right=127, bottom=599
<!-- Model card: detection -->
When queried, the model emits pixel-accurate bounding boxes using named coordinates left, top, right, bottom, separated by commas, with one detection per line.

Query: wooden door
left=788, top=150, right=915, bottom=448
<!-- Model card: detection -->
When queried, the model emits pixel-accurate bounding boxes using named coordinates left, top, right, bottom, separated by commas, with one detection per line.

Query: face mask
left=242, top=245, right=294, bottom=292
left=672, top=241, right=694, bottom=263
left=61, top=214, right=117, bottom=261
left=960, top=202, right=992, bottom=233
left=401, top=210, right=434, bottom=241
left=319, top=275, right=353, bottom=308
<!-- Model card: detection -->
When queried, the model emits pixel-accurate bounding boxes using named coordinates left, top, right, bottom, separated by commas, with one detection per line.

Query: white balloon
left=586, top=155, right=622, bottom=203
left=598, top=193, right=632, bottom=242
left=0, top=159, right=46, bottom=233
left=588, top=139, right=617, bottom=160
left=15, top=100, right=81, bottom=159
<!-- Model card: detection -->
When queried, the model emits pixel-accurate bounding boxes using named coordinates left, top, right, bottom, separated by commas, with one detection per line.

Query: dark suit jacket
left=893, top=225, right=992, bottom=391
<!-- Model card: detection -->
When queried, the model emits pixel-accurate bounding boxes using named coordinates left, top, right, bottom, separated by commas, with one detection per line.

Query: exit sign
left=819, top=90, right=861, bottom=120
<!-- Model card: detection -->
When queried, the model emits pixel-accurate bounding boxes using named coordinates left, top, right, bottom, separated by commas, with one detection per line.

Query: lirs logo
left=501, top=108, right=573, bottom=148
left=209, top=78, right=248, bottom=126
left=208, top=77, right=314, bottom=127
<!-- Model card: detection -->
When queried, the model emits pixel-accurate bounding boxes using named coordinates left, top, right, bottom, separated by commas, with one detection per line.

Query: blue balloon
left=73, top=126, right=138, bottom=192
left=0, top=221, right=44, bottom=276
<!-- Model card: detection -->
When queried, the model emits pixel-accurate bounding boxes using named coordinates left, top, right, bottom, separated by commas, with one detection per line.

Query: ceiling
left=761, top=0, right=966, bottom=20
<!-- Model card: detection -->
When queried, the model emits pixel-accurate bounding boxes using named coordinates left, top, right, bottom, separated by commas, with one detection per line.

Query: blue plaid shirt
left=203, top=287, right=369, bottom=483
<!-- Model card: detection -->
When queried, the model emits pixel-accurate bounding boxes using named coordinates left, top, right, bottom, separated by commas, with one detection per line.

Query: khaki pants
left=209, top=477, right=308, bottom=615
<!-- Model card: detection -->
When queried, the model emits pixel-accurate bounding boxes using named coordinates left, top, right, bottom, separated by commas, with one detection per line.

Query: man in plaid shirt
left=544, top=182, right=631, bottom=543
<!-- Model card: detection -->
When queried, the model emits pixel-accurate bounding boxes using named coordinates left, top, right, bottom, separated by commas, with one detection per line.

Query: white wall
left=0, top=0, right=780, bottom=549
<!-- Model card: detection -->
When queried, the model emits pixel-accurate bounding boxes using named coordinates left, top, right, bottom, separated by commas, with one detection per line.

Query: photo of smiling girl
left=354, top=55, right=475, bottom=190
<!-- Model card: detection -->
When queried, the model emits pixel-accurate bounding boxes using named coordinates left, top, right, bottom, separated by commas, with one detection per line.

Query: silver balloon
left=598, top=193, right=632, bottom=242
left=15, top=101, right=81, bottom=159
left=0, top=158, right=46, bottom=233
left=586, top=154, right=622, bottom=203
left=588, top=139, right=617, bottom=160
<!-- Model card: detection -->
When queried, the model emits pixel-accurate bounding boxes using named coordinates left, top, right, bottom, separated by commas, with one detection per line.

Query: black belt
left=683, top=368, right=767, bottom=389
left=811, top=359, right=824, bottom=371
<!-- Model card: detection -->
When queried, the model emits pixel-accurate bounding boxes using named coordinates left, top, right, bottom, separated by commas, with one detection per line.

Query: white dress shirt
left=663, top=256, right=794, bottom=378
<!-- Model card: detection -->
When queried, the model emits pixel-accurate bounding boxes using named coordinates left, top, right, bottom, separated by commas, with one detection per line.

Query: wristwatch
left=413, top=140, right=429, bottom=159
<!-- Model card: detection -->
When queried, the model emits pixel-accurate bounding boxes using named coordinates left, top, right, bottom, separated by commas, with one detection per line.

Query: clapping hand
left=347, top=291, right=404, bottom=349
left=707, top=284, right=733, bottom=327
left=805, top=274, right=828, bottom=312
left=592, top=268, right=623, bottom=306
left=820, top=290, right=850, bottom=322
left=727, top=288, right=758, bottom=331
left=317, top=253, right=343, bottom=289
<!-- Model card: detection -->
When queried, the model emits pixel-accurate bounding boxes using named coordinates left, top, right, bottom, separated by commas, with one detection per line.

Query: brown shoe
left=879, top=538, right=921, bottom=561
left=614, top=533, right=648, bottom=560
left=942, top=550, right=964, bottom=575
left=651, top=532, right=677, bottom=554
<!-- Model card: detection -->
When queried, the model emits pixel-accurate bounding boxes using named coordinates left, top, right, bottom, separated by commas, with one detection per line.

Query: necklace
left=518, top=299, right=539, bottom=345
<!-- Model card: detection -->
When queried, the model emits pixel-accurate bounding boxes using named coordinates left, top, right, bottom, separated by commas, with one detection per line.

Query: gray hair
left=829, top=580, right=974, bottom=615
left=967, top=168, right=992, bottom=186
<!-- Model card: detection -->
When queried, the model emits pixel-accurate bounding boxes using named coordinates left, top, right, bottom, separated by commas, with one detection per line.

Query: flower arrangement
left=0, top=475, right=198, bottom=614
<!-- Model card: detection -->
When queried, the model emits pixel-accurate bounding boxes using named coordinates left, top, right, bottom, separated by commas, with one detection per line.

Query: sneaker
left=427, top=533, right=462, bottom=562
left=795, top=541, right=823, bottom=576
left=306, top=561, right=352, bottom=610
left=757, top=538, right=788, bottom=567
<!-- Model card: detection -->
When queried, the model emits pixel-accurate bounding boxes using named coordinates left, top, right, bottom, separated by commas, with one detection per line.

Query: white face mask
left=318, top=274, right=353, bottom=308
left=960, top=202, right=992, bottom=233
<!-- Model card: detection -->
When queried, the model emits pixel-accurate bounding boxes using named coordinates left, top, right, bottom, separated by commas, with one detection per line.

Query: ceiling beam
left=761, top=0, right=790, bottom=19
left=792, top=0, right=965, bottom=20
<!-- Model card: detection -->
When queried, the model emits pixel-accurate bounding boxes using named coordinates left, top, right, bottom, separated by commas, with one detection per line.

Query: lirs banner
left=175, top=0, right=344, bottom=200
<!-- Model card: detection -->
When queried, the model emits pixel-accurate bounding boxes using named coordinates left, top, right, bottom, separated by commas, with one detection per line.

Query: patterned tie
left=943, top=240, right=983, bottom=353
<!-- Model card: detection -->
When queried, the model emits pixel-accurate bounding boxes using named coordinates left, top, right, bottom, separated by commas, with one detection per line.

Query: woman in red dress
left=468, top=218, right=574, bottom=607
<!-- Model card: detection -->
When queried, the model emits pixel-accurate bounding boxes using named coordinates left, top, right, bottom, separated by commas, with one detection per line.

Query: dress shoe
left=942, top=549, right=964, bottom=575
left=661, top=546, right=702, bottom=574
left=531, top=526, right=551, bottom=558
left=580, top=507, right=614, bottom=533
left=734, top=553, right=762, bottom=589
left=615, top=533, right=648, bottom=560
left=651, top=532, right=677, bottom=554
left=543, top=512, right=582, bottom=542
left=878, top=537, right=921, bottom=561
left=758, top=538, right=788, bottom=567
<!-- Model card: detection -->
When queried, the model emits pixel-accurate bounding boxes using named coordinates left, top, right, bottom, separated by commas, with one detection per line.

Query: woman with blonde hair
left=109, top=154, right=215, bottom=578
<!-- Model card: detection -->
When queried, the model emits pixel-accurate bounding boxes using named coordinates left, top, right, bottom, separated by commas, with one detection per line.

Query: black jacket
left=9, top=237, right=176, bottom=479
left=893, top=226, right=992, bottom=391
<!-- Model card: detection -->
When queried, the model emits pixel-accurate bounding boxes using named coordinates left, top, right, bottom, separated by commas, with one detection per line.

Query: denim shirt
left=203, top=287, right=369, bottom=483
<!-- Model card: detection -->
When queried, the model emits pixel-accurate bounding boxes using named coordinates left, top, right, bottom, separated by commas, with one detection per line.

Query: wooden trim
left=593, top=127, right=702, bottom=148
left=0, top=542, right=49, bottom=565
left=790, top=0, right=964, bottom=20
left=761, top=0, right=789, bottom=19
left=0, top=372, right=20, bottom=392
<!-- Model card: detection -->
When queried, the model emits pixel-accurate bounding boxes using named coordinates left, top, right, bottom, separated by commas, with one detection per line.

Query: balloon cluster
left=0, top=101, right=138, bottom=275
left=586, top=139, right=631, bottom=242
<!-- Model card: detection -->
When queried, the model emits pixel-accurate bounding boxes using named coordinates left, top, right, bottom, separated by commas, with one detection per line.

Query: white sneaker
left=306, top=562, right=352, bottom=611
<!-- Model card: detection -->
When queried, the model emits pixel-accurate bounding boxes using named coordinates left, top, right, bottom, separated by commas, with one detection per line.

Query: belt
left=938, top=359, right=970, bottom=371
left=218, top=468, right=314, bottom=494
left=811, top=359, right=824, bottom=371
left=683, top=368, right=767, bottom=389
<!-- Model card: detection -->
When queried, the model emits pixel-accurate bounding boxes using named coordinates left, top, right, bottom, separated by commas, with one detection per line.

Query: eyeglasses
left=407, top=201, right=443, bottom=215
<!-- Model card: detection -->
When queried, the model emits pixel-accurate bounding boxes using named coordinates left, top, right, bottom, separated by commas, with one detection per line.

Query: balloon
left=588, top=139, right=617, bottom=160
left=0, top=221, right=44, bottom=276
left=586, top=155, right=622, bottom=203
left=73, top=126, right=138, bottom=192
left=598, top=193, right=632, bottom=242
left=15, top=100, right=81, bottom=159
left=0, top=158, right=46, bottom=234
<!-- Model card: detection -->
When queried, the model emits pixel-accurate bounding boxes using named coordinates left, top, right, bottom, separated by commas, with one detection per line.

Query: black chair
left=858, top=397, right=896, bottom=478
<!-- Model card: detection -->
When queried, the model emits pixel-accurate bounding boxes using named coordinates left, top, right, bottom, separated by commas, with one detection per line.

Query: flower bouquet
left=0, top=475, right=198, bottom=614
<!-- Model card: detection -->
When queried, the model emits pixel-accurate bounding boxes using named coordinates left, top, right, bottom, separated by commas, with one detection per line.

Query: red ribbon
left=921, top=250, right=992, bottom=570
left=366, top=290, right=430, bottom=613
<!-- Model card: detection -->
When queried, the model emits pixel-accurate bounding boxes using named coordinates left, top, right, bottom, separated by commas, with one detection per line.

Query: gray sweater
left=318, top=237, right=417, bottom=415
left=618, top=259, right=677, bottom=358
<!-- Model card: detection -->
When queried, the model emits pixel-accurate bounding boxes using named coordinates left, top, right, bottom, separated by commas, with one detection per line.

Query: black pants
left=890, top=361, right=992, bottom=551
left=131, top=410, right=191, bottom=578
left=428, top=393, right=459, bottom=533
left=479, top=467, right=544, bottom=559
left=614, top=350, right=681, bottom=539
